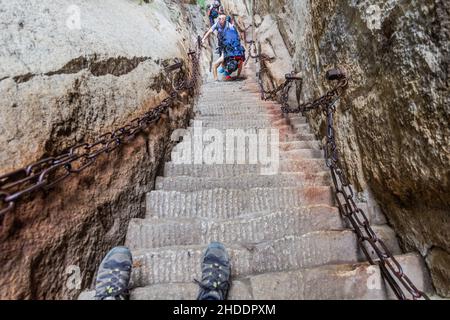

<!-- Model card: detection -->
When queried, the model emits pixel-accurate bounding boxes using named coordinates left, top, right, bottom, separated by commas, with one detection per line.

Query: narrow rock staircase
left=80, top=63, right=432, bottom=300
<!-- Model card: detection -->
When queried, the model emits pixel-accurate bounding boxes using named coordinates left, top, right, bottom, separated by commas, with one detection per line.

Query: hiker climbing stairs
left=79, top=61, right=432, bottom=300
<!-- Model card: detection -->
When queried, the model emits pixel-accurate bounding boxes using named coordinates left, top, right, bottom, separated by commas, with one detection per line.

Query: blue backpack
left=221, top=27, right=245, bottom=58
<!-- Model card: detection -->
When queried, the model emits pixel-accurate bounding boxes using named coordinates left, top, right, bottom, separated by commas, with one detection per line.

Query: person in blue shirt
left=201, top=15, right=237, bottom=81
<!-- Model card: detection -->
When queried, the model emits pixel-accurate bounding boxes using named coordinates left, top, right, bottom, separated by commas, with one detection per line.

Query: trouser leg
left=213, top=54, right=224, bottom=81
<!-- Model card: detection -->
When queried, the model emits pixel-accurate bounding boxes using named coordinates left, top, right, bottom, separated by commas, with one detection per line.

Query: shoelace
left=194, top=278, right=230, bottom=291
left=194, top=263, right=230, bottom=295
left=95, top=268, right=130, bottom=300
left=95, top=291, right=130, bottom=300
left=194, top=278, right=230, bottom=301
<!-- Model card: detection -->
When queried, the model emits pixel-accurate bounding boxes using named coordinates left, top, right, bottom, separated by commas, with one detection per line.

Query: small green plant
left=197, top=0, right=206, bottom=10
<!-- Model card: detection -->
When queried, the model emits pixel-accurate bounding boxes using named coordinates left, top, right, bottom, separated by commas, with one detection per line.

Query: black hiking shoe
left=196, top=242, right=231, bottom=300
left=94, top=246, right=133, bottom=300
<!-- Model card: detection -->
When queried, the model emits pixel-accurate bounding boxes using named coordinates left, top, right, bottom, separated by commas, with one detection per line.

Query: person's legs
left=216, top=34, right=223, bottom=55
left=196, top=242, right=231, bottom=300
left=237, top=57, right=244, bottom=78
left=213, top=54, right=224, bottom=81
left=94, top=246, right=132, bottom=300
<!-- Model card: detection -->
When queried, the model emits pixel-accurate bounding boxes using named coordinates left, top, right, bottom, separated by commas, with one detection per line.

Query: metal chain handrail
left=245, top=40, right=298, bottom=101
left=320, top=71, right=428, bottom=300
left=256, top=63, right=429, bottom=300
left=0, top=36, right=203, bottom=228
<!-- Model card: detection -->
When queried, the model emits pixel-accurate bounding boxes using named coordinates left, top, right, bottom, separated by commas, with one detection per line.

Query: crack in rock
left=10, top=55, right=153, bottom=84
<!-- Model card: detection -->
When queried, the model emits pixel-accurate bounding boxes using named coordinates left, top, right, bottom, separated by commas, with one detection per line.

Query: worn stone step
left=200, top=85, right=251, bottom=91
left=289, top=116, right=308, bottom=125
left=197, top=104, right=264, bottom=110
left=280, top=140, right=322, bottom=151
left=190, top=120, right=275, bottom=129
left=129, top=281, right=253, bottom=300
left=155, top=172, right=330, bottom=192
left=126, top=206, right=344, bottom=249
left=199, top=90, right=264, bottom=95
left=195, top=114, right=274, bottom=121
left=177, top=128, right=314, bottom=144
left=195, top=109, right=270, bottom=117
left=146, top=187, right=334, bottom=219
left=292, top=123, right=312, bottom=133
left=199, top=91, right=253, bottom=97
left=123, top=253, right=431, bottom=300
left=129, top=226, right=401, bottom=288
left=192, top=123, right=294, bottom=133
left=281, top=149, right=323, bottom=159
left=198, top=93, right=266, bottom=99
left=287, top=114, right=306, bottom=120
left=259, top=132, right=316, bottom=143
left=172, top=138, right=320, bottom=153
left=196, top=98, right=270, bottom=104
left=78, top=280, right=253, bottom=300
left=171, top=143, right=322, bottom=162
left=177, top=126, right=293, bottom=140
left=286, top=133, right=316, bottom=141
left=164, top=160, right=328, bottom=178
left=164, top=163, right=261, bottom=178
left=196, top=105, right=270, bottom=115
left=173, top=132, right=321, bottom=151
left=249, top=253, right=432, bottom=300
left=196, top=107, right=282, bottom=116
left=153, top=175, right=386, bottom=224
left=200, top=83, right=252, bottom=89
left=193, top=115, right=284, bottom=123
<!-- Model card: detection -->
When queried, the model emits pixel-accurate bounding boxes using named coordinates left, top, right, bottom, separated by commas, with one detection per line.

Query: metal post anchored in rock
left=326, top=68, right=347, bottom=81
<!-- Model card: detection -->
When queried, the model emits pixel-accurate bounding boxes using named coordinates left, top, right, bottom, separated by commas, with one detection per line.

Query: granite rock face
left=0, top=0, right=209, bottom=299
left=222, top=0, right=449, bottom=296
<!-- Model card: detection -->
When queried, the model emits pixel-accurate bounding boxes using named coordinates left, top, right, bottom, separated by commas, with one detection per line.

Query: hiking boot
left=94, top=246, right=133, bottom=300
left=196, top=242, right=231, bottom=301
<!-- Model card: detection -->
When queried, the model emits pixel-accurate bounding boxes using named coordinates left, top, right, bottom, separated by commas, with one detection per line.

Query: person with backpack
left=202, top=15, right=245, bottom=81
left=218, top=19, right=245, bottom=81
left=206, top=0, right=223, bottom=26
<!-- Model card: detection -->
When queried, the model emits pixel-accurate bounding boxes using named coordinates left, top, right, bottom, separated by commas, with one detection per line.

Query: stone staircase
left=79, top=66, right=433, bottom=300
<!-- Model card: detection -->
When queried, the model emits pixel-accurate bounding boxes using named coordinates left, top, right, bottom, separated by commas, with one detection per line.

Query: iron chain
left=320, top=80, right=428, bottom=300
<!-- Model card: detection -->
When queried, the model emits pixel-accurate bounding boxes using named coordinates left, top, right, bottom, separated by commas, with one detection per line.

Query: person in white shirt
left=202, top=15, right=236, bottom=81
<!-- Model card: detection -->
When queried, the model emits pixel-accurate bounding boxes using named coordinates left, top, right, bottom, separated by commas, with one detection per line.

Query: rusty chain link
left=279, top=70, right=348, bottom=114
left=0, top=36, right=203, bottom=227
left=246, top=40, right=298, bottom=101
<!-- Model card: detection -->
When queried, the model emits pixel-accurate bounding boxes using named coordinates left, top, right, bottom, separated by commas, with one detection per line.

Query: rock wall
left=0, top=0, right=209, bottom=299
left=222, top=0, right=449, bottom=296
